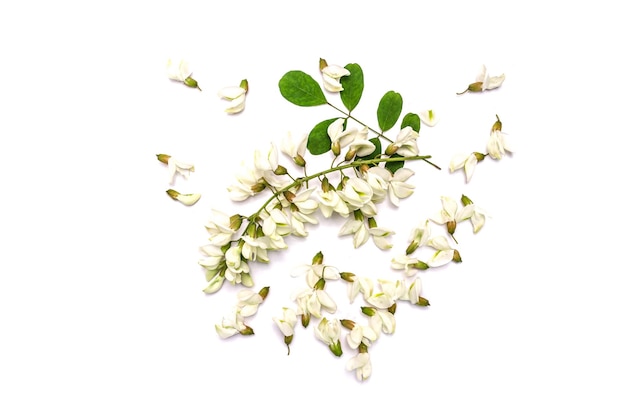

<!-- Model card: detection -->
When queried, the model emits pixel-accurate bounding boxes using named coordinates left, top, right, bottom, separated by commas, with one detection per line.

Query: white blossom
left=417, top=109, right=439, bottom=127
left=449, top=153, right=479, bottom=183
left=217, top=80, right=248, bottom=114
left=321, top=63, right=350, bottom=92
left=346, top=353, right=372, bottom=381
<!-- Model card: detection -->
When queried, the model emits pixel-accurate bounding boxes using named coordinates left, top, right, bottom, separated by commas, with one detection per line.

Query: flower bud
left=274, top=165, right=288, bottom=176
left=340, top=319, right=356, bottom=330
left=283, top=190, right=296, bottom=203
left=344, top=148, right=356, bottom=161
left=258, top=286, right=270, bottom=300
left=417, top=296, right=430, bottom=307
left=491, top=115, right=502, bottom=132
left=319, top=57, right=328, bottom=71
left=406, top=240, right=419, bottom=255
left=385, top=144, right=398, bottom=156
left=284, top=335, right=293, bottom=355
left=331, top=141, right=341, bottom=156
left=457, top=81, right=483, bottom=95
left=240, top=325, right=254, bottom=336
left=183, top=76, right=202, bottom=91
left=473, top=152, right=486, bottom=162
left=446, top=220, right=457, bottom=235
left=314, top=278, right=326, bottom=290
left=330, top=341, right=343, bottom=357
left=156, top=153, right=170, bottom=164
left=361, top=306, right=376, bottom=317
left=358, top=342, right=368, bottom=354
left=461, top=195, right=473, bottom=206
left=312, top=251, right=324, bottom=265
left=239, top=79, right=249, bottom=92
left=229, top=214, right=244, bottom=230
left=413, top=261, right=430, bottom=270
left=251, top=182, right=266, bottom=193
left=340, top=272, right=355, bottom=282
left=388, top=303, right=397, bottom=315
left=301, top=313, right=310, bottom=328
left=294, top=154, right=306, bottom=167
left=453, top=250, right=462, bottom=263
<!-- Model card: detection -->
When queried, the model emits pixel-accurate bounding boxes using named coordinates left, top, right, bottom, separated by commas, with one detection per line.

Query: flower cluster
left=178, top=59, right=511, bottom=381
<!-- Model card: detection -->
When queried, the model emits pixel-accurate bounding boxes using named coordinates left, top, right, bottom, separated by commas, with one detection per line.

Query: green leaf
left=307, top=118, right=339, bottom=155
left=377, top=91, right=403, bottom=132
left=385, top=153, right=405, bottom=174
left=356, top=138, right=381, bottom=165
left=401, top=112, right=421, bottom=133
left=340, top=63, right=364, bottom=112
left=279, top=71, right=327, bottom=107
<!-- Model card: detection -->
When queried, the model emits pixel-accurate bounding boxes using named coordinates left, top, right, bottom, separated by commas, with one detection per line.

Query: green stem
left=248, top=154, right=435, bottom=220
left=326, top=102, right=392, bottom=143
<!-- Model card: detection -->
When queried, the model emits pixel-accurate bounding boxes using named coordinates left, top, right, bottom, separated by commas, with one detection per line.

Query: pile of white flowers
left=161, top=59, right=511, bottom=381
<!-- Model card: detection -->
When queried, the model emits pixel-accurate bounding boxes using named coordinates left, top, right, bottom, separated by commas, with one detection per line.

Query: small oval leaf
left=377, top=91, right=403, bottom=132
left=340, top=63, right=364, bottom=112
left=279, top=71, right=327, bottom=107
left=401, top=112, right=421, bottom=133
left=307, top=118, right=340, bottom=155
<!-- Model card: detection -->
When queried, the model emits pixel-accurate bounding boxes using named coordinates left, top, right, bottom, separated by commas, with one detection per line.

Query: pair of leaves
left=278, top=63, right=364, bottom=111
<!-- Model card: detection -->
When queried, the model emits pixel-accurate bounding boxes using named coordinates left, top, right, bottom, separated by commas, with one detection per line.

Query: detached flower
left=319, top=58, right=350, bottom=92
left=273, top=307, right=297, bottom=354
left=449, top=152, right=485, bottom=183
left=346, top=352, right=372, bottom=381
left=417, top=109, right=439, bottom=127
left=385, top=126, right=419, bottom=157
left=156, top=154, right=195, bottom=185
left=314, top=317, right=343, bottom=356
left=236, top=287, right=268, bottom=317
left=218, top=79, right=248, bottom=114
left=486, top=116, right=513, bottom=160
left=431, top=196, right=475, bottom=241
left=457, top=65, right=505, bottom=95
left=166, top=58, right=201, bottom=90
left=166, top=189, right=201, bottom=206
left=215, top=308, right=253, bottom=339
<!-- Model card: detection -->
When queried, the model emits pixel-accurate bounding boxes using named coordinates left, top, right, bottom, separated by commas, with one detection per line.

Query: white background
left=1, top=1, right=625, bottom=416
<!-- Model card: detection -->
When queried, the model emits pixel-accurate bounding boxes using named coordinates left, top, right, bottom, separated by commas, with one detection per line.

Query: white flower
left=327, top=119, right=367, bottom=155
left=367, top=279, right=405, bottom=309
left=254, top=142, right=279, bottom=172
left=217, top=79, right=248, bottom=114
left=427, top=235, right=456, bottom=267
left=165, top=189, right=201, bottom=206
left=314, top=317, right=343, bottom=356
left=363, top=167, right=390, bottom=204
left=468, top=203, right=489, bottom=233
left=347, top=276, right=374, bottom=303
left=166, top=58, right=201, bottom=90
left=449, top=153, right=480, bottom=183
left=338, top=177, right=373, bottom=209
left=240, top=235, right=270, bottom=262
left=204, top=209, right=238, bottom=246
left=431, top=196, right=475, bottom=235
left=390, top=254, right=422, bottom=277
left=345, top=323, right=378, bottom=349
left=387, top=168, right=415, bottom=206
left=156, top=154, right=195, bottom=185
left=273, top=307, right=297, bottom=338
left=236, top=289, right=264, bottom=317
left=215, top=308, right=249, bottom=339
left=369, top=227, right=394, bottom=250
left=291, top=261, right=340, bottom=289
left=346, top=353, right=372, bottom=381
left=368, top=308, right=396, bottom=336
left=317, top=189, right=350, bottom=218
left=338, top=218, right=369, bottom=248
left=227, top=161, right=262, bottom=201
left=406, top=219, right=431, bottom=254
left=476, top=64, right=506, bottom=91
left=486, top=130, right=513, bottom=160
left=400, top=276, right=423, bottom=305
left=417, top=109, right=439, bottom=127
left=280, top=132, right=307, bottom=166
left=224, top=246, right=253, bottom=287
left=320, top=60, right=350, bottom=92
left=386, top=126, right=419, bottom=157
left=347, top=137, right=376, bottom=158
left=294, top=287, right=337, bottom=319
